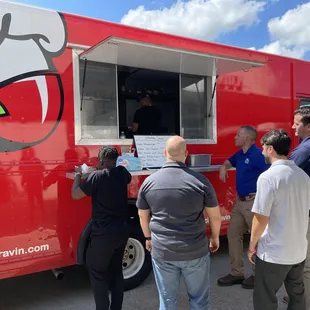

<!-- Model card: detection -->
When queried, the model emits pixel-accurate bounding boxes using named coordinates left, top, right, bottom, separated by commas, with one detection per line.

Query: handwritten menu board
left=134, top=135, right=172, bottom=168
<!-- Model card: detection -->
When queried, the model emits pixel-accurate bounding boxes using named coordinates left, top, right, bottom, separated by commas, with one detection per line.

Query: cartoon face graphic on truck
left=0, top=3, right=67, bottom=152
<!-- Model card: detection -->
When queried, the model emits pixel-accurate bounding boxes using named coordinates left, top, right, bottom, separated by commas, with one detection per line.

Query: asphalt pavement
left=0, top=238, right=288, bottom=310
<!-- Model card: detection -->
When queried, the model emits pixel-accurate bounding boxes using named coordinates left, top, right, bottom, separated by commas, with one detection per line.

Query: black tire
left=123, top=226, right=152, bottom=291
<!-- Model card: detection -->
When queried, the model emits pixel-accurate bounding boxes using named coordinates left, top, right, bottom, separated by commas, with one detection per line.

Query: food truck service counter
left=66, top=135, right=232, bottom=179
left=66, top=165, right=223, bottom=180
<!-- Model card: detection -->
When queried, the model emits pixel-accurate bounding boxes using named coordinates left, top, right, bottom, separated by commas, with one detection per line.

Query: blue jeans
left=152, top=253, right=210, bottom=310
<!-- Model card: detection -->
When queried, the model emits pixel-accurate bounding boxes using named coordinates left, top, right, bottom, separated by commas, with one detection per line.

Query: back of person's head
left=98, top=146, right=119, bottom=168
left=260, top=129, right=291, bottom=157
left=164, top=136, right=188, bottom=163
left=294, top=106, right=310, bottom=126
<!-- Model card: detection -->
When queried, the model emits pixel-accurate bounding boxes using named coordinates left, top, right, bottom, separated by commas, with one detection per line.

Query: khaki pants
left=305, top=218, right=310, bottom=309
left=227, top=197, right=255, bottom=277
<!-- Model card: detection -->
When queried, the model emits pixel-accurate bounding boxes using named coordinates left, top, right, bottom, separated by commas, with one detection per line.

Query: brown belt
left=239, top=194, right=256, bottom=201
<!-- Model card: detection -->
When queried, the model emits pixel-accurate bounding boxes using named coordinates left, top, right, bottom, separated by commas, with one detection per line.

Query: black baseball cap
left=137, top=91, right=152, bottom=102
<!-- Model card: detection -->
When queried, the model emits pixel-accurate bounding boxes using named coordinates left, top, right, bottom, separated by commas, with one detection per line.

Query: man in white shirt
left=248, top=129, right=310, bottom=310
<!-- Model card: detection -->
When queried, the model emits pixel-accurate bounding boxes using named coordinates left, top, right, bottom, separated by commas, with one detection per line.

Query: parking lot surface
left=0, top=239, right=288, bottom=310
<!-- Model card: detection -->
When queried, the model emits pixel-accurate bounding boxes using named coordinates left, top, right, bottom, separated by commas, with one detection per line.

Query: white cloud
left=260, top=42, right=305, bottom=59
left=255, top=2, right=310, bottom=59
left=121, top=0, right=266, bottom=41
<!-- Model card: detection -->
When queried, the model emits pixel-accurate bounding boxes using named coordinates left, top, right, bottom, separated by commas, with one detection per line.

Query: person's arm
left=219, top=156, right=234, bottom=183
left=136, top=182, right=152, bottom=251
left=132, top=110, right=140, bottom=133
left=205, top=207, right=221, bottom=252
left=132, top=122, right=139, bottom=133
left=138, top=209, right=151, bottom=238
left=248, top=176, right=274, bottom=264
left=289, top=146, right=310, bottom=171
left=72, top=171, right=97, bottom=200
left=71, top=173, right=87, bottom=200
left=248, top=214, right=269, bottom=264
left=203, top=177, right=222, bottom=252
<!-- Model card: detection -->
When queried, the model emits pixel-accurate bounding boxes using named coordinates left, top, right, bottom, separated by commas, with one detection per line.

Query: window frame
left=299, top=97, right=310, bottom=108
left=72, top=48, right=217, bottom=146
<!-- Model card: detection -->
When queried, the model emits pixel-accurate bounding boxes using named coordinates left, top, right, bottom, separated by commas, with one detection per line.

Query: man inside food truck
left=131, top=91, right=162, bottom=135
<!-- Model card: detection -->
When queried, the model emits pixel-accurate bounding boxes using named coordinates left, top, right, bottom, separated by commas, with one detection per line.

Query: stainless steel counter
left=65, top=165, right=229, bottom=180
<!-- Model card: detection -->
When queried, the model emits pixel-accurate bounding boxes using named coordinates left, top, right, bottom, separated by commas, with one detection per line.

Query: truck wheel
left=123, top=230, right=152, bottom=291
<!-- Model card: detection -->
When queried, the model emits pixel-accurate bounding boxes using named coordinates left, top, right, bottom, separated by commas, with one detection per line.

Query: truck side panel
left=0, top=4, right=302, bottom=281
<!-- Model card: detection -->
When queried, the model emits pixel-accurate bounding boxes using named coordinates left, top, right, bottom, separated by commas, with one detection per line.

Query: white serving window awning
left=79, top=36, right=265, bottom=76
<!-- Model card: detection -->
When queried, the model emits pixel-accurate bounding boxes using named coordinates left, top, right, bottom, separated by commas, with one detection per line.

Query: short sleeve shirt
left=133, top=106, right=162, bottom=135
left=289, top=136, right=310, bottom=177
left=136, top=162, right=218, bottom=261
left=252, top=160, right=310, bottom=264
left=228, top=144, right=270, bottom=196
left=79, top=166, right=132, bottom=236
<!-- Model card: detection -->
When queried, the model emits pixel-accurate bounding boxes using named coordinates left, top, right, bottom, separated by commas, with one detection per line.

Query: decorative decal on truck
left=0, top=244, right=50, bottom=258
left=205, top=214, right=231, bottom=224
left=0, top=3, right=68, bottom=152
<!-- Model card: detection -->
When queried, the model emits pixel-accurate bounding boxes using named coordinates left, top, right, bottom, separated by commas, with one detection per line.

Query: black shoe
left=217, top=274, right=245, bottom=286
left=241, top=275, right=254, bottom=289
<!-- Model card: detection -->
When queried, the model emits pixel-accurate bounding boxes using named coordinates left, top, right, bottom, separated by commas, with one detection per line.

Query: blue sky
left=11, top=0, right=310, bottom=60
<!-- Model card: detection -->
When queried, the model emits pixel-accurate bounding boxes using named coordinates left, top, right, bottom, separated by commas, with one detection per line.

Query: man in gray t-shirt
left=137, top=136, right=221, bottom=310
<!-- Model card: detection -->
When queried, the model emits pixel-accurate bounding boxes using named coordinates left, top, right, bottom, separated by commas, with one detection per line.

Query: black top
left=79, top=165, right=132, bottom=236
left=133, top=105, right=162, bottom=135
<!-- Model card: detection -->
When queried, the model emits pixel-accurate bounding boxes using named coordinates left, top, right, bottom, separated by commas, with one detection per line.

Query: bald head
left=164, top=136, right=188, bottom=163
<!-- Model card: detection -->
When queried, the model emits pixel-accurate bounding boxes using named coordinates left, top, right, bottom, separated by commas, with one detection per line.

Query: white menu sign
left=134, top=135, right=172, bottom=168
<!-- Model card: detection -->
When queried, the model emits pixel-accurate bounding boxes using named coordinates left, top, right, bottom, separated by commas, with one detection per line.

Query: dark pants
left=86, top=234, right=128, bottom=310
left=254, top=256, right=306, bottom=310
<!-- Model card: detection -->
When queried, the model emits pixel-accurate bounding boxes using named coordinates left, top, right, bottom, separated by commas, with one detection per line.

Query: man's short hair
left=240, top=126, right=257, bottom=141
left=98, top=146, right=119, bottom=162
left=260, top=129, right=291, bottom=156
left=294, top=106, right=310, bottom=126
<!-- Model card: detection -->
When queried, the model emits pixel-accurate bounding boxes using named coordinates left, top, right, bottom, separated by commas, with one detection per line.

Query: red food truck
left=0, top=0, right=309, bottom=290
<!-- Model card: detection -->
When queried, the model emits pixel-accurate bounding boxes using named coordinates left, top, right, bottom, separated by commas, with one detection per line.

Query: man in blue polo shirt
left=283, top=106, right=310, bottom=306
left=217, top=126, right=269, bottom=289
left=289, top=106, right=310, bottom=177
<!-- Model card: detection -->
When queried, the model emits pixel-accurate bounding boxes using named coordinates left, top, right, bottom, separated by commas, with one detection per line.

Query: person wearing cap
left=131, top=92, right=162, bottom=135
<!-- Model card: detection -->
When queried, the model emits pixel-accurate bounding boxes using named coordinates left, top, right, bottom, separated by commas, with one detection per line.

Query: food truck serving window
left=72, top=36, right=264, bottom=145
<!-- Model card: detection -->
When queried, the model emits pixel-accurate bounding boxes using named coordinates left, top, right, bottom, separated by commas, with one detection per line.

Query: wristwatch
left=75, top=172, right=82, bottom=177
left=145, top=237, right=151, bottom=241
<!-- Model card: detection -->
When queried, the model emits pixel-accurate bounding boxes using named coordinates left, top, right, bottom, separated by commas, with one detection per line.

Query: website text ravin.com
left=0, top=244, right=49, bottom=258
